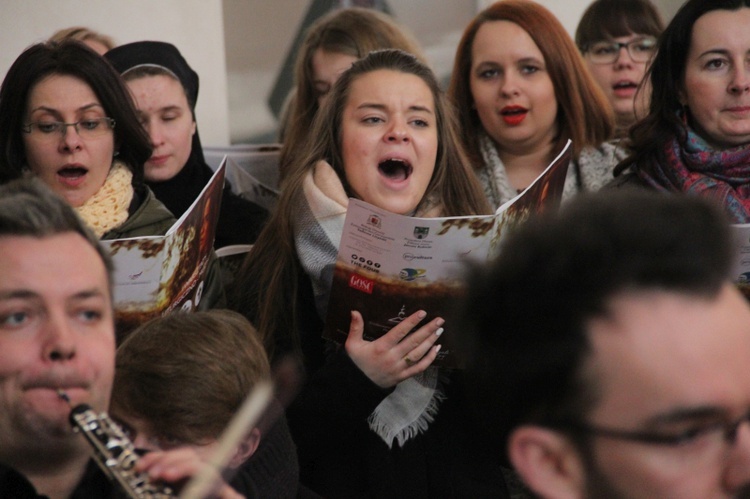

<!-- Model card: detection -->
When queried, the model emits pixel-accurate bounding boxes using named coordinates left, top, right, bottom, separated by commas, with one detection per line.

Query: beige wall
left=0, top=0, right=688, bottom=145
left=222, top=0, right=680, bottom=142
left=0, top=0, right=230, bottom=145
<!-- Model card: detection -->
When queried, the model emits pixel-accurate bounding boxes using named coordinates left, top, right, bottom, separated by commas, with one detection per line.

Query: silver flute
left=58, top=390, right=176, bottom=499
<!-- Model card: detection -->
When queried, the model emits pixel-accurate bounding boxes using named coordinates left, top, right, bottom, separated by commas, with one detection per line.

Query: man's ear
left=227, top=428, right=261, bottom=469
left=508, top=426, right=586, bottom=499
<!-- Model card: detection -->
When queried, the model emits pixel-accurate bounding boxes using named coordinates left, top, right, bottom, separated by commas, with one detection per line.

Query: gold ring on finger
left=403, top=355, right=414, bottom=366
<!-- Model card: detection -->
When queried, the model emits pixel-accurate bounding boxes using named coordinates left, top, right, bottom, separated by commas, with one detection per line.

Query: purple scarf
left=637, top=125, right=750, bottom=223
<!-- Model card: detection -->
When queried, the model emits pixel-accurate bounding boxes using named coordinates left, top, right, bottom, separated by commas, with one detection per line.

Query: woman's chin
left=368, top=197, right=419, bottom=215
left=57, top=188, right=88, bottom=208
left=145, top=162, right=181, bottom=183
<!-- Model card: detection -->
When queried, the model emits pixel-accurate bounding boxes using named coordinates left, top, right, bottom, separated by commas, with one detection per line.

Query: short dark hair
left=0, top=41, right=151, bottom=186
left=0, top=177, right=113, bottom=285
left=617, top=0, right=750, bottom=175
left=111, top=310, right=271, bottom=444
left=575, top=0, right=664, bottom=52
left=460, top=190, right=732, bottom=459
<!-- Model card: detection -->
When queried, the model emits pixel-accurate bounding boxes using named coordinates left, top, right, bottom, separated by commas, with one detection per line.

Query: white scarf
left=294, top=160, right=444, bottom=448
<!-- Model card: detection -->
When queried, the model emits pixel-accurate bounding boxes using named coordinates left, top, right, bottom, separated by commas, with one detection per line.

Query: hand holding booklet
left=323, top=141, right=572, bottom=367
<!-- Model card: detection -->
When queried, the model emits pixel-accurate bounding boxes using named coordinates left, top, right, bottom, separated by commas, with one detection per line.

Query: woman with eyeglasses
left=613, top=0, right=750, bottom=225
left=449, top=0, right=626, bottom=209
left=0, top=40, right=175, bottom=240
left=576, top=0, right=665, bottom=139
left=0, top=41, right=225, bottom=332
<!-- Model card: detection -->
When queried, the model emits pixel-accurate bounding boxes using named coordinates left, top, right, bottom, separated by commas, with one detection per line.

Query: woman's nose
left=386, top=122, right=410, bottom=143
left=729, top=68, right=750, bottom=95
left=59, top=124, right=83, bottom=152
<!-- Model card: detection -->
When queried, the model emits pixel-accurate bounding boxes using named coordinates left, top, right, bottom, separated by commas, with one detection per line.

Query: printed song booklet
left=101, top=161, right=225, bottom=334
left=203, top=144, right=281, bottom=211
left=323, top=141, right=572, bottom=367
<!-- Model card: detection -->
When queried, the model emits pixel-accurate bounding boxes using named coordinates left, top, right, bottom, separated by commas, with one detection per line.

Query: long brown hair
left=231, top=49, right=490, bottom=361
left=448, top=0, right=614, bottom=167
left=279, top=8, right=424, bottom=180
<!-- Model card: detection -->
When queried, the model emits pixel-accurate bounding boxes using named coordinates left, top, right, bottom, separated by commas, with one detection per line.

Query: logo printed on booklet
left=368, top=214, right=382, bottom=229
left=413, top=226, right=429, bottom=239
left=399, top=268, right=426, bottom=281
left=349, top=273, right=374, bottom=294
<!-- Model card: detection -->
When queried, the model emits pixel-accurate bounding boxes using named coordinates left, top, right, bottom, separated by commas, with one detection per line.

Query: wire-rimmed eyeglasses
left=584, top=37, right=657, bottom=65
left=21, top=117, right=116, bottom=140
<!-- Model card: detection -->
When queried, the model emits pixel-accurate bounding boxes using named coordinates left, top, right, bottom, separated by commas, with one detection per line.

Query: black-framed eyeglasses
left=21, top=117, right=116, bottom=141
left=584, top=37, right=658, bottom=65
left=547, top=411, right=750, bottom=447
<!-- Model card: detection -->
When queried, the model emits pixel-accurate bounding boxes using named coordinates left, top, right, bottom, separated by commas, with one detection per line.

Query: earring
left=113, top=150, right=120, bottom=157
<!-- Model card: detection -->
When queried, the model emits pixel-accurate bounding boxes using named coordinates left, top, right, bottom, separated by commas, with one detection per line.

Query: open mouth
left=57, top=166, right=88, bottom=179
left=378, top=158, right=413, bottom=182
left=501, top=106, right=528, bottom=125
left=613, top=81, right=637, bottom=91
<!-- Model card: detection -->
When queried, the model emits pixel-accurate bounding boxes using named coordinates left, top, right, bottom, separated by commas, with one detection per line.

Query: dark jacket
left=282, top=273, right=510, bottom=499
left=101, top=184, right=175, bottom=240
left=0, top=461, right=114, bottom=498
left=229, top=405, right=301, bottom=499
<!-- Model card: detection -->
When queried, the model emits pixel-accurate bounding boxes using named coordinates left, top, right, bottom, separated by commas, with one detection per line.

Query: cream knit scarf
left=74, top=161, right=134, bottom=238
left=295, top=160, right=444, bottom=448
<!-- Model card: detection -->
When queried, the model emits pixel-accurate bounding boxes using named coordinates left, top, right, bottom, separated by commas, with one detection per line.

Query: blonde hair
left=49, top=26, right=116, bottom=53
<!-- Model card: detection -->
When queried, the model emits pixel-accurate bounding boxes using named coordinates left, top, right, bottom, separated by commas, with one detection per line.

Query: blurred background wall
left=0, top=0, right=685, bottom=146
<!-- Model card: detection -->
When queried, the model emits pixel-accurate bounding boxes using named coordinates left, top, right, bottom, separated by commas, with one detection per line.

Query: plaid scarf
left=636, top=125, right=750, bottom=223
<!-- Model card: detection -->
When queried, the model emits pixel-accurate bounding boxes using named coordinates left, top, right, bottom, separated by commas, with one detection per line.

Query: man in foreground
left=462, top=190, right=750, bottom=498
left=0, top=178, right=241, bottom=498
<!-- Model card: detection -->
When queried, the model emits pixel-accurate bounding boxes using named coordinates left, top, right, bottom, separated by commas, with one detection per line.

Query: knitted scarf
left=478, top=132, right=583, bottom=208
left=74, top=161, right=134, bottom=238
left=476, top=132, right=628, bottom=208
left=293, top=160, right=444, bottom=448
left=636, top=125, right=750, bottom=223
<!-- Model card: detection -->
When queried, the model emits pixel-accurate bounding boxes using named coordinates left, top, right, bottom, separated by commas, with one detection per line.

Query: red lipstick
left=501, top=105, right=528, bottom=126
